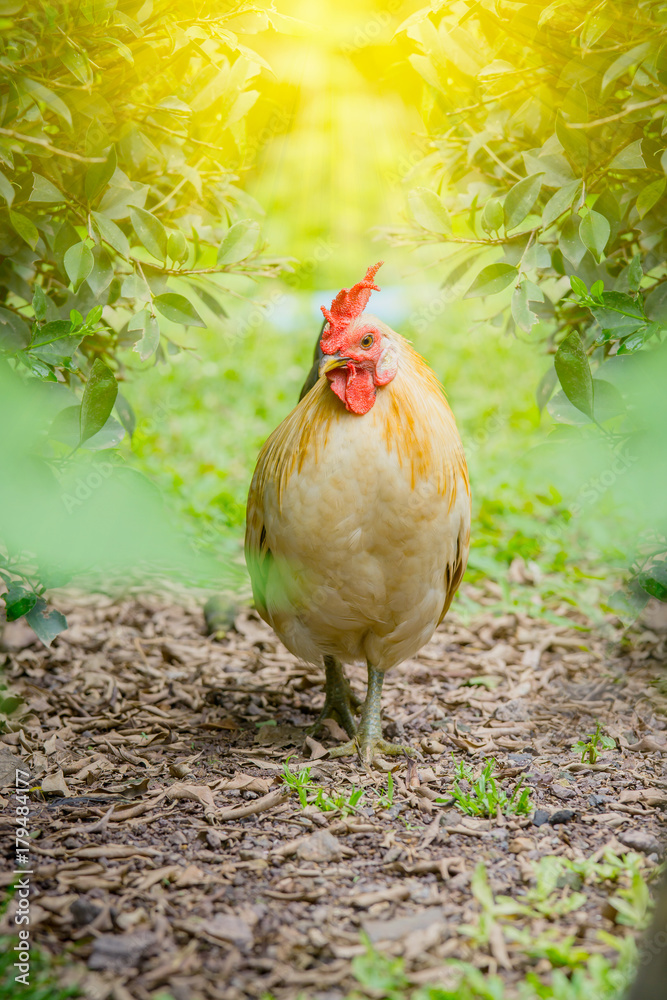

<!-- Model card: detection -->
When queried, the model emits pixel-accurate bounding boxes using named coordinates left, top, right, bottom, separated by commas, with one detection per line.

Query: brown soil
left=1, top=596, right=666, bottom=999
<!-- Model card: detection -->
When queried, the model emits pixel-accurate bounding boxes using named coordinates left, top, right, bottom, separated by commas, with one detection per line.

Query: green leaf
left=48, top=405, right=82, bottom=446
left=570, top=275, right=588, bottom=298
left=0, top=168, right=14, bottom=206
left=511, top=282, right=538, bottom=332
left=29, top=173, right=63, bottom=203
left=92, top=211, right=130, bottom=258
left=3, top=586, right=37, bottom=622
left=579, top=211, right=610, bottom=260
left=154, top=293, right=205, bottom=327
left=85, top=145, right=117, bottom=203
left=481, top=198, right=503, bottom=235
left=9, top=209, right=39, bottom=250
left=24, top=598, right=68, bottom=646
left=554, top=332, right=593, bottom=419
left=167, top=229, right=188, bottom=263
left=541, top=180, right=580, bottom=229
left=555, top=113, right=588, bottom=172
left=216, top=220, right=260, bottom=265
left=536, top=366, right=558, bottom=412
left=31, top=319, right=72, bottom=347
left=61, top=45, right=93, bottom=85
left=636, top=177, right=666, bottom=219
left=592, top=378, right=625, bottom=421
left=115, top=393, right=136, bottom=437
left=64, top=241, right=94, bottom=292
left=129, top=309, right=160, bottom=360
left=601, top=41, right=651, bottom=95
left=83, top=415, right=125, bottom=450
left=86, top=246, right=114, bottom=296
left=558, top=215, right=586, bottom=267
left=104, top=35, right=134, bottom=63
left=503, top=174, right=543, bottom=230
left=30, top=320, right=82, bottom=361
left=609, top=140, right=645, bottom=171
left=21, top=77, right=72, bottom=126
left=626, top=255, right=643, bottom=293
left=409, top=187, right=452, bottom=233
left=592, top=291, right=645, bottom=335
left=547, top=390, right=591, bottom=426
left=32, top=284, right=47, bottom=321
left=465, top=263, right=517, bottom=298
left=17, top=351, right=57, bottom=380
left=130, top=206, right=168, bottom=262
left=0, top=307, right=30, bottom=351
left=639, top=562, right=667, bottom=602
left=80, top=358, right=118, bottom=444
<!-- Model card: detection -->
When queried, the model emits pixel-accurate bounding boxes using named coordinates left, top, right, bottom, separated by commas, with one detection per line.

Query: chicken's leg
left=329, top=663, right=415, bottom=767
left=308, top=655, right=360, bottom=739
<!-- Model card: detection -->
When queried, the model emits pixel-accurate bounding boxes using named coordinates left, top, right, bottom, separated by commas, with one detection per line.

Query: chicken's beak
left=319, top=354, right=350, bottom=376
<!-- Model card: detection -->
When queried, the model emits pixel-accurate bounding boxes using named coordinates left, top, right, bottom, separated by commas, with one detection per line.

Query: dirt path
left=1, top=597, right=666, bottom=999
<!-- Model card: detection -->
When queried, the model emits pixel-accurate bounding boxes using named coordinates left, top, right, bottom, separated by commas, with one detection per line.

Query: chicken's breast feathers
left=245, top=327, right=470, bottom=669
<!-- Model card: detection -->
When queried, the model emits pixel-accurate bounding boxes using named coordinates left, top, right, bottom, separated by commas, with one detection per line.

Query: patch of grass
left=282, top=757, right=364, bottom=817
left=0, top=935, right=80, bottom=1000
left=347, top=857, right=642, bottom=1000
left=567, top=847, right=649, bottom=887
left=437, top=756, right=531, bottom=817
left=376, top=771, right=395, bottom=810
left=349, top=933, right=637, bottom=1000
left=572, top=722, right=617, bottom=764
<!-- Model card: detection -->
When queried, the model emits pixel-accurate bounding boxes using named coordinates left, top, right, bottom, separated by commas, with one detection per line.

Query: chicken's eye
left=360, top=333, right=374, bottom=349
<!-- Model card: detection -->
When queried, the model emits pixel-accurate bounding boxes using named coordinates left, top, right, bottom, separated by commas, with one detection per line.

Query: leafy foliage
left=0, top=936, right=79, bottom=1000
left=0, top=1, right=287, bottom=641
left=572, top=722, right=617, bottom=763
left=437, top=756, right=531, bottom=816
left=281, top=757, right=365, bottom=816
left=390, top=0, right=667, bottom=618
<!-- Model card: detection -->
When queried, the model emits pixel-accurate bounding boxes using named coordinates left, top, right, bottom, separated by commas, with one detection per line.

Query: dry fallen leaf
left=40, top=769, right=70, bottom=797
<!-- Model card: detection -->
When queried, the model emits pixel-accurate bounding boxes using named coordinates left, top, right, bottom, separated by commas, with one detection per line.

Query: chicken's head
left=319, top=261, right=398, bottom=415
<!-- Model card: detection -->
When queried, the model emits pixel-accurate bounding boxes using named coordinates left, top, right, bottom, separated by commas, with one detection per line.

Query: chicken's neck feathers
left=254, top=331, right=469, bottom=511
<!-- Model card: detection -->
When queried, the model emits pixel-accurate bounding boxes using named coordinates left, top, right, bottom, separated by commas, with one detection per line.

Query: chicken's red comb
left=320, top=261, right=383, bottom=354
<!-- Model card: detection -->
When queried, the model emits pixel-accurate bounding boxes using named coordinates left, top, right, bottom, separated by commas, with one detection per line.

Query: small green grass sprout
left=282, top=756, right=364, bottom=817
left=437, top=756, right=531, bottom=817
left=376, top=771, right=394, bottom=809
left=571, top=722, right=616, bottom=763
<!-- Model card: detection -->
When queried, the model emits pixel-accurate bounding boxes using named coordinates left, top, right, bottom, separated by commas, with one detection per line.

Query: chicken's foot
left=329, top=663, right=416, bottom=767
left=308, top=655, right=360, bottom=739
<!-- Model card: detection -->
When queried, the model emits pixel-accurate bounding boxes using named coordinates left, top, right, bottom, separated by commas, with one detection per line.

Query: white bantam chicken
left=245, top=262, right=470, bottom=765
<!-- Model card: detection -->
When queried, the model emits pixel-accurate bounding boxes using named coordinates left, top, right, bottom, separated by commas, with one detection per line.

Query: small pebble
left=588, top=793, right=611, bottom=807
left=549, top=809, right=576, bottom=825
left=532, top=809, right=550, bottom=827
left=508, top=836, right=534, bottom=853
left=618, top=829, right=661, bottom=855
left=296, top=830, right=342, bottom=863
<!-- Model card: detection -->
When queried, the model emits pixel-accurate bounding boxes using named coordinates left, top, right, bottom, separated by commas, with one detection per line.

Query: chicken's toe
left=328, top=734, right=416, bottom=767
